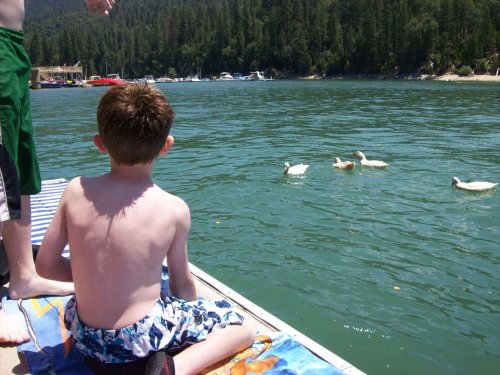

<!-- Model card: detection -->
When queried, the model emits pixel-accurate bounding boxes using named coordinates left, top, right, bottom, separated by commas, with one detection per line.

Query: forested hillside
left=24, top=0, right=499, bottom=78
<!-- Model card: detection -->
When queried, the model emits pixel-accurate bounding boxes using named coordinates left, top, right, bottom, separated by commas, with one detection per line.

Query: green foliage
left=486, top=54, right=500, bottom=74
left=457, top=65, right=473, bottom=76
left=23, top=0, right=499, bottom=78
left=475, top=59, right=489, bottom=74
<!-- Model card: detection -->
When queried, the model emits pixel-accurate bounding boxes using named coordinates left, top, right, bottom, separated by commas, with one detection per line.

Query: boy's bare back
left=45, top=172, right=194, bottom=329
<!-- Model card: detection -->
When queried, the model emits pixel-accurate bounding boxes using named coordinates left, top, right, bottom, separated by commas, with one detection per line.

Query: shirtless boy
left=35, top=84, right=256, bottom=374
left=0, top=0, right=117, bottom=345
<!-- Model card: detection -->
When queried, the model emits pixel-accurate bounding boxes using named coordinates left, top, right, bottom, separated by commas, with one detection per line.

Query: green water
left=32, top=80, right=499, bottom=375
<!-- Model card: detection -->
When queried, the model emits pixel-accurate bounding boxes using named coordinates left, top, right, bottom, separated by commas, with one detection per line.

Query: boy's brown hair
left=97, top=83, right=175, bottom=165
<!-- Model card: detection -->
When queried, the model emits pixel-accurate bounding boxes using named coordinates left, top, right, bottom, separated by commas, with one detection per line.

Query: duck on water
left=284, top=162, right=309, bottom=175
left=451, top=177, right=498, bottom=192
left=333, top=157, right=356, bottom=170
left=352, top=151, right=388, bottom=168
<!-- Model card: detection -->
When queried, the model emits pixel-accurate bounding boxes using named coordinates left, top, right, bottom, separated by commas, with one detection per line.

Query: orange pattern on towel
left=202, top=335, right=278, bottom=375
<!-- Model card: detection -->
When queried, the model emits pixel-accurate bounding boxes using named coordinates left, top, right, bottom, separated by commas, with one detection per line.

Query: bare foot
left=8, top=274, right=74, bottom=300
left=0, top=308, right=30, bottom=345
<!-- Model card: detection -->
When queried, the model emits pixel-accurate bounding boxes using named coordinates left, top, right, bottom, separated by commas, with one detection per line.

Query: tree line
left=24, top=0, right=499, bottom=79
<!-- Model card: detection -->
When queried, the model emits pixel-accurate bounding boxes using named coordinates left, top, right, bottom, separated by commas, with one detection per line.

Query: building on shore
left=30, top=65, right=83, bottom=89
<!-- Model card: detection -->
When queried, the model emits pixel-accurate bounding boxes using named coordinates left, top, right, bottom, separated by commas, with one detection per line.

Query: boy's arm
left=35, top=188, right=72, bottom=282
left=167, top=200, right=197, bottom=302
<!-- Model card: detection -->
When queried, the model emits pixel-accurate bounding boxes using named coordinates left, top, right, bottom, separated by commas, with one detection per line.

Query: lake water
left=31, top=80, right=499, bottom=375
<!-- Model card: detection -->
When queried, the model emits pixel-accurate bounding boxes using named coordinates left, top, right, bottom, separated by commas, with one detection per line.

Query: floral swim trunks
left=64, top=294, right=245, bottom=363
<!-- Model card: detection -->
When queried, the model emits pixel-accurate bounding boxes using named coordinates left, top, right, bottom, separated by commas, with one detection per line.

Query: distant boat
left=155, top=76, right=175, bottom=83
left=141, top=75, right=156, bottom=84
left=219, top=72, right=234, bottom=80
left=86, top=74, right=124, bottom=86
left=233, top=72, right=248, bottom=80
left=248, top=71, right=274, bottom=81
left=185, top=74, right=201, bottom=82
left=40, top=79, right=82, bottom=88
left=40, top=80, right=63, bottom=88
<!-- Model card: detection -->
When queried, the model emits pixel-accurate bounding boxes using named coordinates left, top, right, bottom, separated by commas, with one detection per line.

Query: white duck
left=352, top=151, right=388, bottom=168
left=451, top=177, right=498, bottom=192
left=284, top=162, right=309, bottom=175
left=333, top=157, right=356, bottom=170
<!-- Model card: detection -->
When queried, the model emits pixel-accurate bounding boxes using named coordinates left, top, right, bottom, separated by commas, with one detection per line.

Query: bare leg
left=1, top=195, right=74, bottom=344
left=0, top=221, right=31, bottom=344
left=173, top=313, right=257, bottom=375
left=2, top=196, right=74, bottom=299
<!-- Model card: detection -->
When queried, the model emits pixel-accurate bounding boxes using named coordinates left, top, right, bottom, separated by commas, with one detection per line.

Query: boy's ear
left=93, top=135, right=107, bottom=154
left=159, top=135, right=174, bottom=156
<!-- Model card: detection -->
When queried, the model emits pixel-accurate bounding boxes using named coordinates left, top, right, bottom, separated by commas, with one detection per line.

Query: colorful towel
left=2, top=179, right=344, bottom=374
left=202, top=333, right=344, bottom=375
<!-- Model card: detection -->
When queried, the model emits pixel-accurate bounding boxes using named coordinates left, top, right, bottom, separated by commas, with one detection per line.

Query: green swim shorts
left=0, top=26, right=41, bottom=195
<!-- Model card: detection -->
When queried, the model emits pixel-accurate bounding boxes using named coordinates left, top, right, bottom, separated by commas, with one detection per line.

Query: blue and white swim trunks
left=64, top=294, right=245, bottom=363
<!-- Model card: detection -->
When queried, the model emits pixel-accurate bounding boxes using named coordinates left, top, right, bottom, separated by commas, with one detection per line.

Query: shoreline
left=301, top=73, right=500, bottom=82
left=426, top=73, right=500, bottom=82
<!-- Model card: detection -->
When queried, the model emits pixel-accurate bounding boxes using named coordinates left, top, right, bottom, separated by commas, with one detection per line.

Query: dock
left=30, top=65, right=83, bottom=89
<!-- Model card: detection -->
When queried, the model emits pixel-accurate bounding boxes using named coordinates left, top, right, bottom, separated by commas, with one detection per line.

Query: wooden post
left=30, top=68, right=41, bottom=89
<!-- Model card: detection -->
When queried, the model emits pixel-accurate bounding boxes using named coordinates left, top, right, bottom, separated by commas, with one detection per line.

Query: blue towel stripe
left=31, top=179, right=70, bottom=256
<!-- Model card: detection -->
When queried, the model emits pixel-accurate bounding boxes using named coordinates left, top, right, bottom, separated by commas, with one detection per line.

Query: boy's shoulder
left=65, top=176, right=84, bottom=192
left=152, top=185, right=189, bottom=211
left=59, top=176, right=85, bottom=200
left=66, top=175, right=109, bottom=191
left=63, top=176, right=104, bottom=199
left=66, top=176, right=93, bottom=192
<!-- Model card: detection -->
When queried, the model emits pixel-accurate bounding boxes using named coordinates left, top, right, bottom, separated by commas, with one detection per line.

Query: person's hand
left=86, top=0, right=116, bottom=16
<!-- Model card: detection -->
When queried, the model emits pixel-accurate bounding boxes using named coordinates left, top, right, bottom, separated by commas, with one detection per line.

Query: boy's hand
left=86, top=0, right=116, bottom=16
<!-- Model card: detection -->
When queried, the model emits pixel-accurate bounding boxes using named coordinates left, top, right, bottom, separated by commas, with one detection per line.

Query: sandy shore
left=427, top=73, right=500, bottom=82
left=302, top=73, right=500, bottom=82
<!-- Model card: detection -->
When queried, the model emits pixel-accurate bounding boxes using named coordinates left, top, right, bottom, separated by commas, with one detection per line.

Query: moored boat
left=40, top=80, right=63, bottom=88
left=139, top=75, right=156, bottom=84
left=219, top=72, right=234, bottom=80
left=185, top=74, right=201, bottom=82
left=86, top=74, right=125, bottom=86
left=155, top=76, right=176, bottom=83
left=233, top=72, right=248, bottom=80
left=248, top=71, right=274, bottom=81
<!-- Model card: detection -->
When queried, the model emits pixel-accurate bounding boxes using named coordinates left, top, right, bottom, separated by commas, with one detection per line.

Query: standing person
left=35, top=84, right=256, bottom=374
left=0, top=0, right=117, bottom=345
